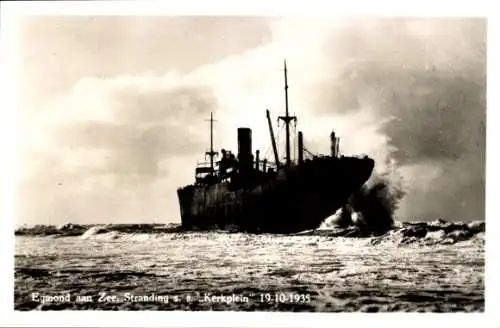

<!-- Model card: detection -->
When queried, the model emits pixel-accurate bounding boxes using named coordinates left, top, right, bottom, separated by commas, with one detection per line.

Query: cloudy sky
left=17, top=16, right=486, bottom=225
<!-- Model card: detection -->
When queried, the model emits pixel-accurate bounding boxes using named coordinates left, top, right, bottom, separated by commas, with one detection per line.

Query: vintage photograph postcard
left=1, top=1, right=496, bottom=327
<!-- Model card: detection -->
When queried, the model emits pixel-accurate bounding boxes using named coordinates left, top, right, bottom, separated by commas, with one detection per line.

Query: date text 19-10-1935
left=259, top=293, right=311, bottom=303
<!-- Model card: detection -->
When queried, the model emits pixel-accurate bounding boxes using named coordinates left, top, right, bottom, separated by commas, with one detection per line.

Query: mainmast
left=205, top=112, right=218, bottom=173
left=278, top=60, right=297, bottom=167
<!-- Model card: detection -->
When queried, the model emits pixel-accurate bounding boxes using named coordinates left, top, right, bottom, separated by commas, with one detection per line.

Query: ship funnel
left=298, top=131, right=304, bottom=164
left=238, top=127, right=253, bottom=171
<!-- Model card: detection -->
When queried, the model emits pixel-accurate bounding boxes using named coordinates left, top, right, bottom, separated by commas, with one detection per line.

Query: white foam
left=80, top=226, right=107, bottom=239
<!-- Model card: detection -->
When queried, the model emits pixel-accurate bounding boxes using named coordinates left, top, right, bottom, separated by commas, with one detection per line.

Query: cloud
left=258, top=17, right=486, bottom=221
left=18, top=17, right=486, bottom=224
left=308, top=18, right=486, bottom=220
left=23, top=75, right=218, bottom=180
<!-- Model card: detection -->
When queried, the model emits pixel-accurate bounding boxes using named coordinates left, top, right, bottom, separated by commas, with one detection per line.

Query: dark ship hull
left=178, top=156, right=374, bottom=234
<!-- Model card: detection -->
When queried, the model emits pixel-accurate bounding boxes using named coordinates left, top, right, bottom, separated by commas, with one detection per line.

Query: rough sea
left=14, top=220, right=484, bottom=312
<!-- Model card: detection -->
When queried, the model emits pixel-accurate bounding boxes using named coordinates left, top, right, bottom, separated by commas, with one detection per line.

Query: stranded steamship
left=177, top=61, right=374, bottom=233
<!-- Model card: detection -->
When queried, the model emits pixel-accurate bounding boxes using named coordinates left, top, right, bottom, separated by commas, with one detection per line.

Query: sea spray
left=320, top=179, right=404, bottom=234
left=321, top=153, right=406, bottom=234
left=350, top=178, right=405, bottom=233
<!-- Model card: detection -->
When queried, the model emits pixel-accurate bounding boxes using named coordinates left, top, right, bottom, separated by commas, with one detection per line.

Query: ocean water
left=14, top=221, right=484, bottom=312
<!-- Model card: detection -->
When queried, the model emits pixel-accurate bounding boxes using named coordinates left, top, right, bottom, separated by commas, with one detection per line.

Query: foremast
left=205, top=112, right=218, bottom=173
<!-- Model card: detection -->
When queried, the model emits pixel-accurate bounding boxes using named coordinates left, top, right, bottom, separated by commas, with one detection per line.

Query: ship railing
left=195, top=166, right=213, bottom=174
left=195, top=158, right=286, bottom=180
left=195, top=161, right=216, bottom=170
left=197, top=159, right=281, bottom=171
left=352, top=154, right=370, bottom=159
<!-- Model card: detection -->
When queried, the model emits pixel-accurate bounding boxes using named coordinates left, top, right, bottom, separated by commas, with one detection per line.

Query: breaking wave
left=15, top=223, right=183, bottom=238
left=15, top=219, right=484, bottom=246
left=298, top=219, right=484, bottom=246
left=321, top=161, right=406, bottom=233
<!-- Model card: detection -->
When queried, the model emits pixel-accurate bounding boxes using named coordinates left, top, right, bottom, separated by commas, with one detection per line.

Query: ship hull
left=177, top=156, right=375, bottom=234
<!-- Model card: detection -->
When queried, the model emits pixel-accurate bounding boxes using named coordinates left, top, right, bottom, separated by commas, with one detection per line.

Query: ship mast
left=278, top=60, right=296, bottom=167
left=205, top=112, right=218, bottom=173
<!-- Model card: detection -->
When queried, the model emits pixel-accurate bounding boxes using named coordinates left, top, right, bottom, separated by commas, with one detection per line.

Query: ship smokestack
left=298, top=131, right=304, bottom=165
left=238, top=127, right=253, bottom=172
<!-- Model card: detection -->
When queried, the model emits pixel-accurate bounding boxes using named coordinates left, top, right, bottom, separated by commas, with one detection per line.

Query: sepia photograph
left=1, top=1, right=492, bottom=322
